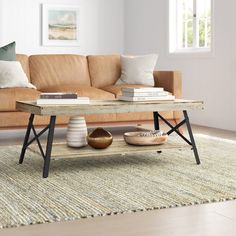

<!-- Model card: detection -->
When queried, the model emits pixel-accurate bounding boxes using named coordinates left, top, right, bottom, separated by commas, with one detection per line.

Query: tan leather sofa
left=0, top=54, right=182, bottom=128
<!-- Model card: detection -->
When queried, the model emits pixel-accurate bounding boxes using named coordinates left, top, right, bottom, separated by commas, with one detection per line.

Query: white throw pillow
left=116, top=54, right=158, bottom=86
left=0, top=61, right=36, bottom=89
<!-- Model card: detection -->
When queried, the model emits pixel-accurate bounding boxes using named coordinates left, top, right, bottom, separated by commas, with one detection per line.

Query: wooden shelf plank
left=29, top=138, right=189, bottom=159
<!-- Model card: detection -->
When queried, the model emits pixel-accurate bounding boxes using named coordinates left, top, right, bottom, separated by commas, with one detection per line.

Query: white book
left=122, top=91, right=169, bottom=97
left=118, top=95, right=175, bottom=102
left=36, top=97, right=90, bottom=105
left=122, top=87, right=164, bottom=93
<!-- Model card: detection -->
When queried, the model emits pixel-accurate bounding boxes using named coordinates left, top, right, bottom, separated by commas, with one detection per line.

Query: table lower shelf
left=29, top=137, right=190, bottom=159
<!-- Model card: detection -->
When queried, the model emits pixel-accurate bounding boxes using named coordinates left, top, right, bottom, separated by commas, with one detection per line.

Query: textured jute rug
left=0, top=134, right=236, bottom=229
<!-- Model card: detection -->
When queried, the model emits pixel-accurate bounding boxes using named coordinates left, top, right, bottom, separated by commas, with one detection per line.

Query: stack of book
left=36, top=92, right=90, bottom=105
left=118, top=87, right=175, bottom=102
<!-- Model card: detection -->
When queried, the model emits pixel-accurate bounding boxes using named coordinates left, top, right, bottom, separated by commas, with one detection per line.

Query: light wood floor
left=0, top=124, right=236, bottom=236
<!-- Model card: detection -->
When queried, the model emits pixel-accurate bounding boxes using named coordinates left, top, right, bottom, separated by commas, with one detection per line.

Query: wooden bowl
left=87, top=128, right=113, bottom=149
left=124, top=131, right=168, bottom=146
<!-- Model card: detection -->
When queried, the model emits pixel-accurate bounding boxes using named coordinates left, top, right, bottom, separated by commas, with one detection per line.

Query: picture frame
left=42, top=4, right=79, bottom=46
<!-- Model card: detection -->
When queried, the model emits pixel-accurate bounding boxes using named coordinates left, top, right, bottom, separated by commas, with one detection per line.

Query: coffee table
left=16, top=99, right=204, bottom=178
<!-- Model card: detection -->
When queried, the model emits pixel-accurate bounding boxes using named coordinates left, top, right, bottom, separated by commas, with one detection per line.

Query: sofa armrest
left=153, top=71, right=182, bottom=121
left=153, top=71, right=182, bottom=99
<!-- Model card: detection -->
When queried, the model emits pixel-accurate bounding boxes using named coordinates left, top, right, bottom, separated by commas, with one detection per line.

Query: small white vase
left=66, top=116, right=88, bottom=147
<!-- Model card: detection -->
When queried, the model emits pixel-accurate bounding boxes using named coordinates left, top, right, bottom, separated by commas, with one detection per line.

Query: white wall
left=0, top=1, right=4, bottom=44
left=0, top=0, right=124, bottom=55
left=125, top=0, right=236, bottom=131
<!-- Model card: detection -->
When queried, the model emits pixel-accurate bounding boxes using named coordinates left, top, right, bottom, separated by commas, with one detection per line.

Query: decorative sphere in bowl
left=87, top=128, right=113, bottom=149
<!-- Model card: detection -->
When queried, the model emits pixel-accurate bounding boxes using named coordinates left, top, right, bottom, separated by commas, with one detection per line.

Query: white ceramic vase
left=66, top=116, right=88, bottom=148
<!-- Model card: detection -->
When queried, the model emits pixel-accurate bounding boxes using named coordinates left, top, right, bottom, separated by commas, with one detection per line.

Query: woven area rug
left=1, top=134, right=236, bottom=228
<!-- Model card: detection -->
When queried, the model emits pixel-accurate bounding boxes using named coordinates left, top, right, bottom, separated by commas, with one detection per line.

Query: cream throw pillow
left=116, top=54, right=158, bottom=86
left=0, top=61, right=36, bottom=89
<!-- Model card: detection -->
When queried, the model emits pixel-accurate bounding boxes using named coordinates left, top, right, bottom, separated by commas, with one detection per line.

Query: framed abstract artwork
left=42, top=4, right=79, bottom=46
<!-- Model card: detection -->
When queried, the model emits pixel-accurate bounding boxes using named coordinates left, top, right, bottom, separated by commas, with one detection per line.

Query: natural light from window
left=169, top=0, right=212, bottom=54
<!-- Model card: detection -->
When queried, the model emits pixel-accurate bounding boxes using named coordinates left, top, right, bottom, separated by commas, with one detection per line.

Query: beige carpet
left=0, top=134, right=236, bottom=229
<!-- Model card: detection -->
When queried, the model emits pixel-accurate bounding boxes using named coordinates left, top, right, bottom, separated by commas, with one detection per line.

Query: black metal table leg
left=43, top=116, right=56, bottom=178
left=183, top=110, right=201, bottom=165
left=153, top=109, right=201, bottom=164
left=19, top=114, right=35, bottom=164
left=153, top=112, right=160, bottom=130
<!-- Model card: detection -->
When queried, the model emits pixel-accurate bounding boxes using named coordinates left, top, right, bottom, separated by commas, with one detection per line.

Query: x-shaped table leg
left=19, top=114, right=57, bottom=178
left=153, top=110, right=200, bottom=164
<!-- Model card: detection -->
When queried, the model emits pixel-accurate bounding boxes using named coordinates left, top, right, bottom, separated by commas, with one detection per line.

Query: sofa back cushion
left=16, top=54, right=30, bottom=80
left=29, top=55, right=91, bottom=91
left=87, top=55, right=121, bottom=88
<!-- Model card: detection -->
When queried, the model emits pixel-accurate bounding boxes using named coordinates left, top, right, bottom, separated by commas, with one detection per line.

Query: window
left=169, top=0, right=212, bottom=53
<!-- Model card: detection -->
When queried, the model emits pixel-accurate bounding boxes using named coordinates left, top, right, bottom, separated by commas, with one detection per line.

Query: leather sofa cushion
left=16, top=54, right=30, bottom=80
left=0, top=112, right=117, bottom=127
left=102, top=84, right=152, bottom=98
left=0, top=111, right=173, bottom=127
left=87, top=55, right=121, bottom=88
left=116, top=111, right=174, bottom=121
left=0, top=88, right=40, bottom=111
left=29, top=55, right=91, bottom=91
left=86, top=114, right=117, bottom=123
left=42, top=85, right=115, bottom=100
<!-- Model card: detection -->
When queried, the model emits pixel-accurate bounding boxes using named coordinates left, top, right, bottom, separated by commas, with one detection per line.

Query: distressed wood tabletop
left=16, top=99, right=204, bottom=116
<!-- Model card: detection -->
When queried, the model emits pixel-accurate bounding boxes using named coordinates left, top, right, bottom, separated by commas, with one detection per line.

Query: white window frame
left=168, top=0, right=214, bottom=55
